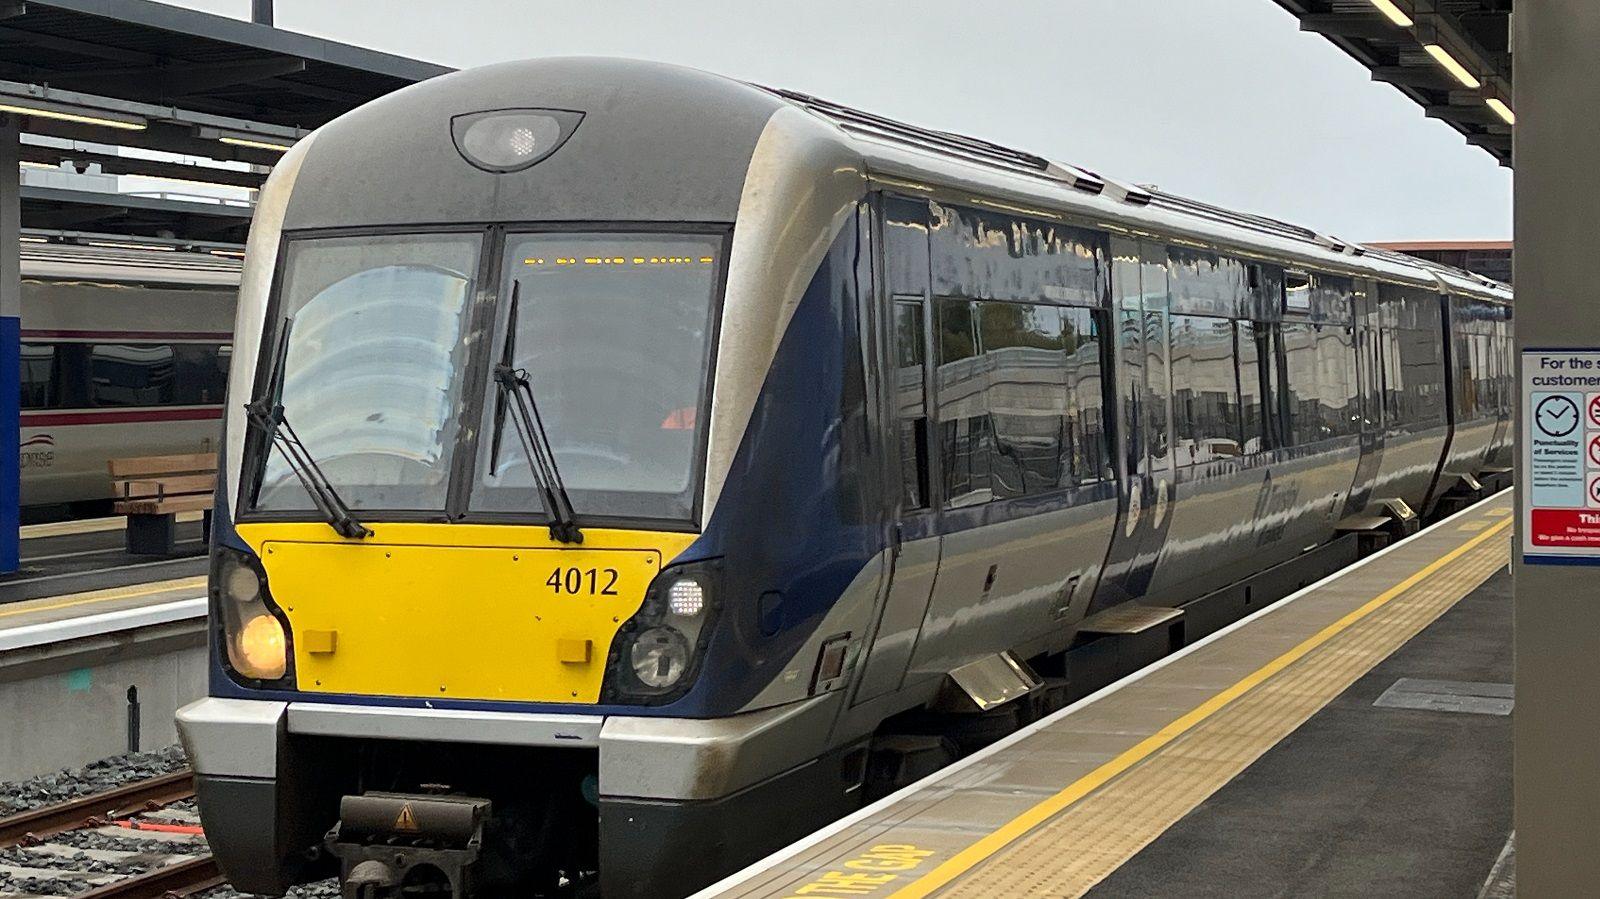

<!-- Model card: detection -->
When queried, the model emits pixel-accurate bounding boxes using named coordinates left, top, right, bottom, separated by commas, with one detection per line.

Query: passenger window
left=1281, top=321, right=1356, bottom=444
left=1284, top=271, right=1312, bottom=313
left=981, top=301, right=1067, bottom=499
left=937, top=298, right=988, bottom=507
left=20, top=344, right=55, bottom=410
left=1169, top=314, right=1241, bottom=465
left=1236, top=323, right=1264, bottom=454
left=893, top=299, right=931, bottom=511
left=90, top=344, right=175, bottom=407
left=1063, top=307, right=1113, bottom=484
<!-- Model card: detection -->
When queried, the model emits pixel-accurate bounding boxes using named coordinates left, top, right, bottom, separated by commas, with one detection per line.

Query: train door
left=1346, top=278, right=1385, bottom=511
left=853, top=196, right=942, bottom=705
left=1087, top=237, right=1175, bottom=612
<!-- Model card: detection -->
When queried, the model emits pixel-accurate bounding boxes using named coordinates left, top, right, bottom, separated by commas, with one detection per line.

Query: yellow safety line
left=889, top=514, right=1512, bottom=899
left=0, top=576, right=207, bottom=620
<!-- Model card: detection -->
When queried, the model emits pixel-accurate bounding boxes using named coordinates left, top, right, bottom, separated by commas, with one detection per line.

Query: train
left=175, top=57, right=1512, bottom=899
left=18, top=240, right=238, bottom=516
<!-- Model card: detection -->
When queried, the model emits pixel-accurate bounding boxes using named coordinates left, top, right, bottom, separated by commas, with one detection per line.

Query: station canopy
left=1273, top=1, right=1513, bottom=166
left=1, top=0, right=453, bottom=243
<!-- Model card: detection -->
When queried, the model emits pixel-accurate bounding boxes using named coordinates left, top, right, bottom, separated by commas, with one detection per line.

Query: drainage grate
left=1373, top=678, right=1514, bottom=716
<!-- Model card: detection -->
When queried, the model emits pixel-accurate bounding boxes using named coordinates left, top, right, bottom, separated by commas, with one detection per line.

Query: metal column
left=1514, top=3, right=1600, bottom=895
left=0, top=116, right=18, bottom=574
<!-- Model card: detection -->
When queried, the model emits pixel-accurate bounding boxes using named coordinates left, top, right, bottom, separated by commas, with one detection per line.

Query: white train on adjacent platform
left=19, top=241, right=239, bottom=513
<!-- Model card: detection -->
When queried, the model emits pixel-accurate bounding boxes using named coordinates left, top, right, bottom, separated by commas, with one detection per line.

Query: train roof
left=20, top=239, right=241, bottom=287
left=763, top=88, right=1511, bottom=305
left=274, top=57, right=1510, bottom=305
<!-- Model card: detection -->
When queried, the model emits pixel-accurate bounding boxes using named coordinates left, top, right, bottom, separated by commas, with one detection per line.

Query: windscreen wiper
left=245, top=317, right=373, bottom=540
left=489, top=281, right=583, bottom=544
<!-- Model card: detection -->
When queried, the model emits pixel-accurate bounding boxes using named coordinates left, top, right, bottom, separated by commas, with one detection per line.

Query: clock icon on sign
left=1536, top=395, right=1580, bottom=437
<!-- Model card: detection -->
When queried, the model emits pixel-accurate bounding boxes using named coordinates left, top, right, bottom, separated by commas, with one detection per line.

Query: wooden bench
left=108, top=453, right=218, bottom=555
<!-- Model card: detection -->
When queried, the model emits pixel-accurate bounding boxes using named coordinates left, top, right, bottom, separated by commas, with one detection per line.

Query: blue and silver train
left=176, top=57, right=1512, bottom=898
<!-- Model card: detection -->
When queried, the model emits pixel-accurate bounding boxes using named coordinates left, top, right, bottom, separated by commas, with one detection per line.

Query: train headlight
left=667, top=577, right=706, bottom=618
left=605, top=560, right=721, bottom=703
left=237, top=615, right=287, bottom=681
left=630, top=627, right=691, bottom=689
left=213, top=546, right=293, bottom=684
left=450, top=108, right=584, bottom=173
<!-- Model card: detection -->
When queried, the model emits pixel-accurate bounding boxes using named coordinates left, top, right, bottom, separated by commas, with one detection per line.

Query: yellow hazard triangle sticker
left=394, top=802, right=419, bottom=832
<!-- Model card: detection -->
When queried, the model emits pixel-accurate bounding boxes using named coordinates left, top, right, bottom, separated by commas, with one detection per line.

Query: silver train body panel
left=19, top=243, right=238, bottom=508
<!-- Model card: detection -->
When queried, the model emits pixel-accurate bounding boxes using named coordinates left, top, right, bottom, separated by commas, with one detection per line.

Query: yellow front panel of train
left=237, top=524, right=694, bottom=704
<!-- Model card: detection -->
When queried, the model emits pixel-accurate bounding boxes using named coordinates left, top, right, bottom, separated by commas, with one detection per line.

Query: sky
left=155, top=0, right=1512, bottom=241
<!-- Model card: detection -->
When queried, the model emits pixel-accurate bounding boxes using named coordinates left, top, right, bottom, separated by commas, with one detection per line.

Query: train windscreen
left=251, top=233, right=481, bottom=513
left=469, top=232, right=722, bottom=523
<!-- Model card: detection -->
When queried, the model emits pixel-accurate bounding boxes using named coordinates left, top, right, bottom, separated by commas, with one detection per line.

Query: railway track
left=0, top=768, right=223, bottom=898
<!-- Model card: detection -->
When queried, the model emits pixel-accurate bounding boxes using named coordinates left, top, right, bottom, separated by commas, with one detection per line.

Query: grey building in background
left=1369, top=240, right=1513, bottom=286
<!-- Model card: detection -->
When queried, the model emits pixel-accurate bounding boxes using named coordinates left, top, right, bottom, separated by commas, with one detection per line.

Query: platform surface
left=0, top=513, right=206, bottom=606
left=699, top=492, right=1512, bottom=899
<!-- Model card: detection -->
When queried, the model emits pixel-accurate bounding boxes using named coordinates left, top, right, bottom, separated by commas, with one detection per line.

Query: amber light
left=236, top=615, right=287, bottom=680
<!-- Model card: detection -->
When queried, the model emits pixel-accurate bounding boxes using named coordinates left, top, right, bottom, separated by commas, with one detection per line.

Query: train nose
left=245, top=527, right=666, bottom=704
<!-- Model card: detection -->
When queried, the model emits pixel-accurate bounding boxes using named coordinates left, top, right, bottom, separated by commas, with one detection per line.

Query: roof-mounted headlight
left=450, top=108, right=583, bottom=173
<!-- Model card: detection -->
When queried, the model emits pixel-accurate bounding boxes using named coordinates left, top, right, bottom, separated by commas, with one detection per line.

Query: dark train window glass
left=981, top=302, right=1068, bottom=499
left=20, top=344, right=55, bottom=410
left=90, top=344, right=174, bottom=407
left=937, top=297, right=989, bottom=508
left=1063, top=307, right=1112, bottom=484
left=171, top=344, right=231, bottom=405
left=893, top=299, right=930, bottom=511
left=1284, top=271, right=1312, bottom=313
left=937, top=300, right=1110, bottom=508
left=1170, top=315, right=1241, bottom=465
left=1237, top=323, right=1265, bottom=454
left=1282, top=321, right=1357, bottom=444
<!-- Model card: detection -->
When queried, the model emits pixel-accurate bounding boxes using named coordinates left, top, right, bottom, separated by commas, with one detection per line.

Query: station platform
left=698, top=492, right=1513, bottom=899
left=1, top=513, right=207, bottom=606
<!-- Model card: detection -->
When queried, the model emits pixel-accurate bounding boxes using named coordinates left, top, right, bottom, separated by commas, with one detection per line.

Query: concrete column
left=1514, top=3, right=1600, bottom=895
left=0, top=116, right=18, bottom=573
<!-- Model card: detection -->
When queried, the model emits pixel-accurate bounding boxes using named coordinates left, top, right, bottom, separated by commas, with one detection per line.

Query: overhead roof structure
left=1272, top=1, right=1514, bottom=166
left=0, top=0, right=451, bottom=241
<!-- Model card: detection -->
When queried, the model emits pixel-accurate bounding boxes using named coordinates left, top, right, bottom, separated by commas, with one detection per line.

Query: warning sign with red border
left=1524, top=348, right=1600, bottom=563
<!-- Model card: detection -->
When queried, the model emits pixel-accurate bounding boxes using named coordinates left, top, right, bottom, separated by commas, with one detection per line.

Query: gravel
left=0, top=744, right=188, bottom=817
left=197, top=878, right=340, bottom=898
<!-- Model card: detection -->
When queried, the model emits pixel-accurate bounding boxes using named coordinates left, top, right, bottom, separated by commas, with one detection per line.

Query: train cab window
left=470, top=232, right=723, bottom=523
left=893, top=299, right=931, bottom=511
left=252, top=232, right=482, bottom=513
left=1169, top=314, right=1241, bottom=465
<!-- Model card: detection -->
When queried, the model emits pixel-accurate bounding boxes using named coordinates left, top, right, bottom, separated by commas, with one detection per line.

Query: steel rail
left=0, top=768, right=194, bottom=847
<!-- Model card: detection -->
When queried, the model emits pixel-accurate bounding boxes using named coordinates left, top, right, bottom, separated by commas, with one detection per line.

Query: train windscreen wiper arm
left=489, top=280, right=584, bottom=544
left=245, top=400, right=373, bottom=540
left=245, top=315, right=372, bottom=540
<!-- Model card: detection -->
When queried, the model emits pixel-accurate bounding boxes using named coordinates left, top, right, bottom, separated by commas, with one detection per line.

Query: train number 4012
left=546, top=567, right=620, bottom=596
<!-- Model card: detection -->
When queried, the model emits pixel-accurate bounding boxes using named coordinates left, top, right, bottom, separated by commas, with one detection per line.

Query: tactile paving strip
left=937, top=518, right=1510, bottom=898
